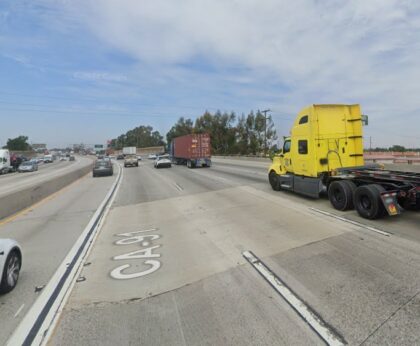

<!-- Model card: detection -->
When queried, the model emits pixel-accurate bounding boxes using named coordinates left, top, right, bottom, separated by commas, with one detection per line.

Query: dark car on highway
left=92, top=160, right=113, bottom=177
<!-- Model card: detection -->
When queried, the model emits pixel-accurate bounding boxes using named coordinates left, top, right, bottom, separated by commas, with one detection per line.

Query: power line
left=0, top=106, right=182, bottom=118
left=0, top=93, right=223, bottom=112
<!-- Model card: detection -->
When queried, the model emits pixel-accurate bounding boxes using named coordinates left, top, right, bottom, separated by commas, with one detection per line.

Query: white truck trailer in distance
left=0, top=149, right=11, bottom=174
left=122, top=147, right=136, bottom=155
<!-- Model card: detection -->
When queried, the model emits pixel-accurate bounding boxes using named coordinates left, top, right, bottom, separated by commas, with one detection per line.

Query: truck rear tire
left=354, top=184, right=386, bottom=219
left=328, top=180, right=356, bottom=211
left=269, top=171, right=281, bottom=191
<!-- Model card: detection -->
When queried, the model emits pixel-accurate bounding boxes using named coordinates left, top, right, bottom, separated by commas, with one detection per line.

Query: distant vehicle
left=116, top=154, right=124, bottom=160
left=171, top=133, right=211, bottom=168
left=154, top=156, right=172, bottom=168
left=18, top=161, right=38, bottom=172
left=0, top=239, right=22, bottom=294
left=92, top=160, right=113, bottom=177
left=148, top=154, right=157, bottom=160
left=97, top=155, right=104, bottom=160
left=0, top=149, right=11, bottom=174
left=137, top=155, right=142, bottom=161
left=124, top=154, right=138, bottom=167
left=44, top=154, right=53, bottom=163
left=60, top=156, right=66, bottom=161
left=10, top=154, right=24, bottom=172
left=122, top=147, right=136, bottom=156
left=69, top=156, right=75, bottom=161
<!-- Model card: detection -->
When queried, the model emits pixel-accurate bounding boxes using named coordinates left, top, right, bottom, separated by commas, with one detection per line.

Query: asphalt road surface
left=39, top=158, right=419, bottom=346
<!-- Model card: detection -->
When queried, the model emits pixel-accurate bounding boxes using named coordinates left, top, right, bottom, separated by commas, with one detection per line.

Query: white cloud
left=73, top=71, right=128, bottom=82
left=26, top=0, right=420, bottom=145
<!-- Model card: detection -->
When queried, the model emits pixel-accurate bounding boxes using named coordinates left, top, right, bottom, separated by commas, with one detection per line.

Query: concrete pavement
left=50, top=159, right=420, bottom=345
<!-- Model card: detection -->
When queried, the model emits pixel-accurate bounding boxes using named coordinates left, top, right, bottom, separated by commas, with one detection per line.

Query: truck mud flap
left=380, top=190, right=402, bottom=216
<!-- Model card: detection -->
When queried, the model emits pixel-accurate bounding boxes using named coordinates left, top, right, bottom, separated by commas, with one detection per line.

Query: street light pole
left=262, top=109, right=271, bottom=157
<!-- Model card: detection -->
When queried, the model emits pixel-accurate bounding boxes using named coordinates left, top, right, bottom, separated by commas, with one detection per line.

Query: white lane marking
left=174, top=182, right=183, bottom=191
left=14, top=304, right=25, bottom=318
left=7, top=162, right=123, bottom=346
left=242, top=250, right=346, bottom=346
left=309, top=207, right=391, bottom=237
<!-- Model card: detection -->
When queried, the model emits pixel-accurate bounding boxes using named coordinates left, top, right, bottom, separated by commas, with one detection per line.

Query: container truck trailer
left=171, top=133, right=211, bottom=168
left=268, top=104, right=420, bottom=219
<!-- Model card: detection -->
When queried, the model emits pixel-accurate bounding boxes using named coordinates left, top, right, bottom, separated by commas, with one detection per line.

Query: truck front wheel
left=269, top=171, right=281, bottom=191
left=328, top=180, right=356, bottom=211
left=354, top=184, right=386, bottom=219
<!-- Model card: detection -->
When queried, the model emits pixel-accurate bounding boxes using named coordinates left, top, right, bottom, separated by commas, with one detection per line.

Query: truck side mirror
left=362, top=114, right=368, bottom=126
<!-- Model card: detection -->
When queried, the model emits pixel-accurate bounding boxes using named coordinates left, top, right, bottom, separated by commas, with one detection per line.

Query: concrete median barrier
left=0, top=163, right=92, bottom=220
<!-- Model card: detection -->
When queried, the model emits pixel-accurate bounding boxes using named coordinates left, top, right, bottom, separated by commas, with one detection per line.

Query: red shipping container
left=172, top=133, right=211, bottom=160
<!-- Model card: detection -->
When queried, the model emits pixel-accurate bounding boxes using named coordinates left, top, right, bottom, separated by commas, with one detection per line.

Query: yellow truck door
left=290, top=112, right=316, bottom=177
left=282, top=139, right=293, bottom=173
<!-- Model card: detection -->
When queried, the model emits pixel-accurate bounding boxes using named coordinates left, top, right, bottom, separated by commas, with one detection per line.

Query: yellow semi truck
left=268, top=104, right=420, bottom=219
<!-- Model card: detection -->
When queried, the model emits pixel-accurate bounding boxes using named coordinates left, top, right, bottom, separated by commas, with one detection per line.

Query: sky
left=0, top=0, right=420, bottom=149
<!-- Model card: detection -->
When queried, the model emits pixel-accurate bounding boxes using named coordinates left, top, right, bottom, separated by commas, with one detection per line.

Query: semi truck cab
left=269, top=104, right=365, bottom=198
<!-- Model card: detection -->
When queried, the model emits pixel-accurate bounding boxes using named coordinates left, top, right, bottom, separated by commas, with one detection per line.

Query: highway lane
left=51, top=158, right=420, bottom=345
left=0, top=164, right=116, bottom=344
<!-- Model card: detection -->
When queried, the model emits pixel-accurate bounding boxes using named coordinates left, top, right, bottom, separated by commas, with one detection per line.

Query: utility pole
left=262, top=109, right=271, bottom=157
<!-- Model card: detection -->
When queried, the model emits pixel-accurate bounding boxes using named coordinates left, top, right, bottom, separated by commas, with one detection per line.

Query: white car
left=0, top=239, right=22, bottom=294
left=148, top=154, right=157, bottom=160
left=154, top=156, right=172, bottom=168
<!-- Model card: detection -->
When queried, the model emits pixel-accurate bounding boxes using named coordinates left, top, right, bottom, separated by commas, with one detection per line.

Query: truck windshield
left=283, top=141, right=291, bottom=153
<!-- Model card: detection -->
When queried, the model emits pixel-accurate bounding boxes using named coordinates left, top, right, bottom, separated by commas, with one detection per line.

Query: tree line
left=2, top=136, right=32, bottom=151
left=111, top=110, right=278, bottom=156
left=110, top=125, right=165, bottom=149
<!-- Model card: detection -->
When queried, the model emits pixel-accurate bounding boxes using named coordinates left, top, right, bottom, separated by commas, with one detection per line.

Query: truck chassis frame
left=270, top=165, right=420, bottom=220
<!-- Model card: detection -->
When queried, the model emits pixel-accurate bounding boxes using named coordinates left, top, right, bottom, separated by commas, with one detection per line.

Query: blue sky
left=1, top=0, right=420, bottom=149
